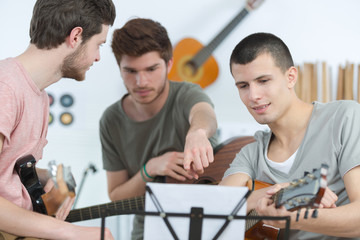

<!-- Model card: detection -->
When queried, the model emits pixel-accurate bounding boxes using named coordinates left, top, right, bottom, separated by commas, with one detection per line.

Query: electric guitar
left=168, top=0, right=264, bottom=88
left=0, top=155, right=76, bottom=240
left=15, top=155, right=76, bottom=216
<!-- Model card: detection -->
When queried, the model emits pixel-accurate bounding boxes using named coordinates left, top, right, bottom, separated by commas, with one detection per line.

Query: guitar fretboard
left=66, top=196, right=145, bottom=223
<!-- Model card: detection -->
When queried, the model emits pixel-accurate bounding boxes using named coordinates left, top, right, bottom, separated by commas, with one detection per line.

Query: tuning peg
left=311, top=209, right=318, bottom=218
left=304, top=208, right=309, bottom=219
left=296, top=209, right=301, bottom=222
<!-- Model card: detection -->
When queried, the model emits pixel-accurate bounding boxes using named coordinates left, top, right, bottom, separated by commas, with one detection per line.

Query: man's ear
left=167, top=57, right=174, bottom=72
left=67, top=27, right=83, bottom=48
left=287, top=66, right=298, bottom=89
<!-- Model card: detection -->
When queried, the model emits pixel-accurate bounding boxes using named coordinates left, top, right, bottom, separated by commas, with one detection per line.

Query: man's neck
left=267, top=98, right=314, bottom=161
left=15, top=44, right=65, bottom=91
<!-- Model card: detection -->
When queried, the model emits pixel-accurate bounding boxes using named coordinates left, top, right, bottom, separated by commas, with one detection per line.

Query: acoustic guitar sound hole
left=193, top=177, right=215, bottom=185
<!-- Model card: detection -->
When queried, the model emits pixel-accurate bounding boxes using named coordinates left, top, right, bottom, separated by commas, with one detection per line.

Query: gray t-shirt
left=100, top=81, right=218, bottom=175
left=100, top=81, right=218, bottom=240
left=224, top=100, right=360, bottom=240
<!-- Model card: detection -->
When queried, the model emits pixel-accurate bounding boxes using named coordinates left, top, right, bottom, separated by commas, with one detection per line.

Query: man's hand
left=255, top=183, right=338, bottom=229
left=146, top=152, right=194, bottom=181
left=183, top=129, right=214, bottom=178
left=319, top=187, right=338, bottom=208
left=43, top=179, right=75, bottom=220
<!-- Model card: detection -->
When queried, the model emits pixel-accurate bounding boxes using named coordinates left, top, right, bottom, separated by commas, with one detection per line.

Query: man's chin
left=64, top=73, right=86, bottom=81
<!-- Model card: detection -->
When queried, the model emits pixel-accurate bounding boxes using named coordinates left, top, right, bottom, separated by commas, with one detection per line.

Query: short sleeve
left=334, top=101, right=360, bottom=177
left=99, top=108, right=125, bottom=171
left=0, top=82, right=17, bottom=142
left=175, top=82, right=214, bottom=120
left=222, top=142, right=257, bottom=180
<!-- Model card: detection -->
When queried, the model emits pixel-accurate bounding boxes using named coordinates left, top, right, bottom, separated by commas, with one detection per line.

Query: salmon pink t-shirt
left=0, top=58, right=49, bottom=210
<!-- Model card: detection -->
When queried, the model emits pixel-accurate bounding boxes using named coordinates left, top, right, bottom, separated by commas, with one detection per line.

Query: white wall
left=1, top=0, right=360, bottom=239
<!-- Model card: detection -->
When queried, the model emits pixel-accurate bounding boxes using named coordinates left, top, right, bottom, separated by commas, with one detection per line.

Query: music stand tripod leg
left=145, top=185, right=179, bottom=240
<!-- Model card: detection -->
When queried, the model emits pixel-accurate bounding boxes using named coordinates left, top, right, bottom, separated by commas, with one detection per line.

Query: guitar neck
left=66, top=196, right=145, bottom=223
left=190, top=7, right=249, bottom=70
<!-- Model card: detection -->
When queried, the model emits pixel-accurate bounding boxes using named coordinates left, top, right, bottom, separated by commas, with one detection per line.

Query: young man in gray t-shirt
left=220, top=32, right=360, bottom=239
left=100, top=18, right=218, bottom=240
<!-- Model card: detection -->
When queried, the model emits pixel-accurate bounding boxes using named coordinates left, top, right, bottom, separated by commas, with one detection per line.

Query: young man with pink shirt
left=0, top=0, right=116, bottom=239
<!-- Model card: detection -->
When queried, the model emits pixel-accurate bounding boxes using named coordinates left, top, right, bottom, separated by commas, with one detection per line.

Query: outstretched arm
left=183, top=102, right=217, bottom=176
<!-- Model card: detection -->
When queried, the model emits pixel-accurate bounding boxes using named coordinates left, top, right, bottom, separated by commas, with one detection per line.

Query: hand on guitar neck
left=245, top=164, right=336, bottom=239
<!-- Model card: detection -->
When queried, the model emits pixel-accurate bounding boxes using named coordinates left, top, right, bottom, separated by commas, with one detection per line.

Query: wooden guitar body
left=245, top=180, right=279, bottom=240
left=168, top=38, right=219, bottom=88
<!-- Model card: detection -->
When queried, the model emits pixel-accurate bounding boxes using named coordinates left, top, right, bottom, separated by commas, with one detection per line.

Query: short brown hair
left=111, top=18, right=172, bottom=65
left=30, top=0, right=116, bottom=49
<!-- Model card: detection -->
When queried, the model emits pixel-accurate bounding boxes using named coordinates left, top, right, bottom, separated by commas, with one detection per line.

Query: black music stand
left=99, top=185, right=291, bottom=240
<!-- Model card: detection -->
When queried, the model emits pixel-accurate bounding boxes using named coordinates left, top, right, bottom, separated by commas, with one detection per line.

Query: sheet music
left=144, top=182, right=247, bottom=240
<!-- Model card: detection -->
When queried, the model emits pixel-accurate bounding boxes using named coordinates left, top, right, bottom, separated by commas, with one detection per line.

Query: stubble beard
left=130, top=71, right=168, bottom=105
left=61, top=43, right=87, bottom=81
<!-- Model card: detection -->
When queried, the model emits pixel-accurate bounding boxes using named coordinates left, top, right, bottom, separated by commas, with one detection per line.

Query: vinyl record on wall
left=48, top=93, right=54, bottom=106
left=60, top=94, right=74, bottom=108
left=49, top=112, right=54, bottom=125
left=59, top=112, right=74, bottom=126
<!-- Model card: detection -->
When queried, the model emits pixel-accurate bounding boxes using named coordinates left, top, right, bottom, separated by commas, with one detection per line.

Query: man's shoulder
left=315, top=100, right=360, bottom=115
left=0, top=58, right=17, bottom=80
left=101, top=99, right=123, bottom=121
left=169, top=80, right=202, bottom=92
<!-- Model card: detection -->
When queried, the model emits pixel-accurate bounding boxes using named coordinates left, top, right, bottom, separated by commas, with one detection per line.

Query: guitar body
left=16, top=155, right=76, bottom=216
left=164, top=136, right=255, bottom=184
left=168, top=38, right=219, bottom=88
left=5, top=156, right=76, bottom=239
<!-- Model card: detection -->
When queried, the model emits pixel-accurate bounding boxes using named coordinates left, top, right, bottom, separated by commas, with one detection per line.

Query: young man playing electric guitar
left=0, top=0, right=116, bottom=239
left=220, top=32, right=360, bottom=239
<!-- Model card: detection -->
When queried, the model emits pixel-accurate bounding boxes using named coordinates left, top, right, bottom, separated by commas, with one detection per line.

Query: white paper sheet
left=144, top=182, right=248, bottom=240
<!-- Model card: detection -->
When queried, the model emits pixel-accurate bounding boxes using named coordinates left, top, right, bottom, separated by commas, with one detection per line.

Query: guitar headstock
left=246, top=0, right=265, bottom=11
left=275, top=164, right=329, bottom=212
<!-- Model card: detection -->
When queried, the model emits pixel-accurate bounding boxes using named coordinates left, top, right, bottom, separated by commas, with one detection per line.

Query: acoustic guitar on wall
left=168, top=0, right=264, bottom=88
